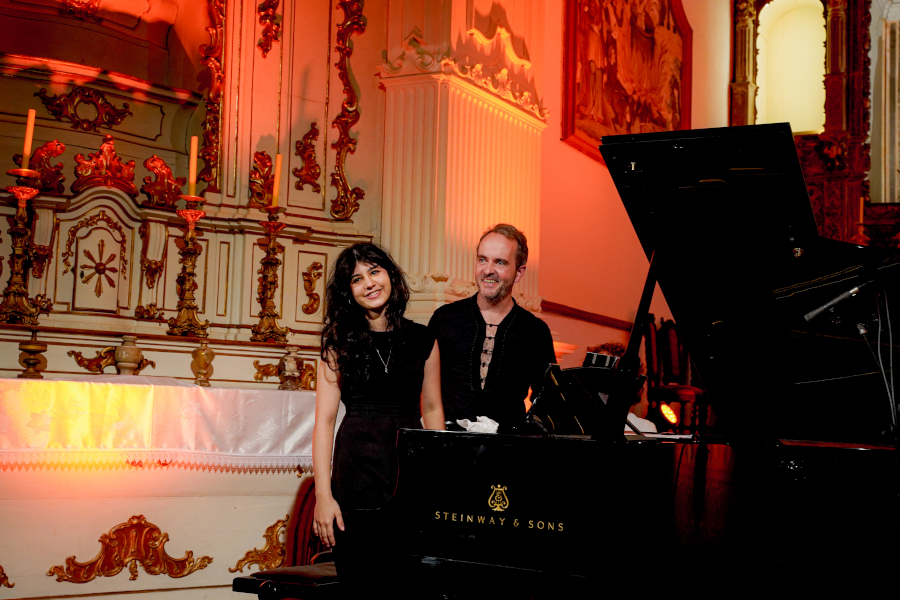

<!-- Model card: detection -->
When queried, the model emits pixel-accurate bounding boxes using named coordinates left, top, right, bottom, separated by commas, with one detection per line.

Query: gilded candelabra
left=1, top=167, right=50, bottom=325
left=250, top=206, right=289, bottom=343
left=166, top=195, right=210, bottom=337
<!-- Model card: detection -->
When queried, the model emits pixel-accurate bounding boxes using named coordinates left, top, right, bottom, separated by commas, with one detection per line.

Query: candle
left=22, top=109, right=36, bottom=171
left=188, top=136, right=198, bottom=196
left=271, top=153, right=282, bottom=208
left=859, top=197, right=864, bottom=224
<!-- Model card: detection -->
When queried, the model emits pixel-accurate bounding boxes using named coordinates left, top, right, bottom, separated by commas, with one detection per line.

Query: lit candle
left=188, top=136, right=198, bottom=196
left=22, top=109, right=36, bottom=171
left=859, top=197, right=864, bottom=224
left=271, top=153, right=282, bottom=208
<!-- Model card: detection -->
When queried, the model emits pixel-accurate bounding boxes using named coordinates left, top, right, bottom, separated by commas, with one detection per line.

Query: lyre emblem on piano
left=488, top=485, right=509, bottom=512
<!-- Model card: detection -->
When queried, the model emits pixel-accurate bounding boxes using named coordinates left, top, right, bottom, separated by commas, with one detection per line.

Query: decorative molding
left=47, top=515, right=213, bottom=582
left=440, top=57, right=548, bottom=121
left=293, top=123, right=321, bottom=193
left=249, top=151, right=274, bottom=208
left=541, top=300, right=633, bottom=332
left=253, top=358, right=316, bottom=390
left=36, top=87, right=131, bottom=133
left=58, top=0, right=103, bottom=22
left=61, top=210, right=128, bottom=276
left=68, top=347, right=116, bottom=373
left=141, top=156, right=185, bottom=209
left=79, top=239, right=119, bottom=297
left=300, top=261, right=323, bottom=314
left=329, top=0, right=367, bottom=220
left=138, top=222, right=166, bottom=290
left=135, top=303, right=164, bottom=320
left=730, top=0, right=757, bottom=127
left=468, top=26, right=532, bottom=69
left=407, top=272, right=450, bottom=294
left=378, top=33, right=444, bottom=78
left=229, top=515, right=288, bottom=573
left=13, top=140, right=66, bottom=194
left=71, top=135, right=138, bottom=198
left=0, top=563, right=13, bottom=588
left=253, top=360, right=279, bottom=382
left=199, top=0, right=226, bottom=194
left=257, top=0, right=281, bottom=58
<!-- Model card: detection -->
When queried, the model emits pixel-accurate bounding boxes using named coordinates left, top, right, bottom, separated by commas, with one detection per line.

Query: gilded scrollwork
left=253, top=360, right=280, bottom=382
left=141, top=155, right=185, bottom=209
left=257, top=0, right=281, bottom=58
left=199, top=0, right=226, bottom=193
left=71, top=135, right=138, bottom=198
left=58, top=0, right=103, bottom=22
left=249, top=151, right=275, bottom=208
left=68, top=347, right=116, bottom=374
left=138, top=222, right=166, bottom=290
left=14, top=140, right=66, bottom=194
left=36, top=87, right=131, bottom=133
left=61, top=210, right=128, bottom=276
left=79, top=239, right=119, bottom=297
left=47, top=515, right=213, bottom=582
left=0, top=563, right=13, bottom=588
left=440, top=58, right=549, bottom=121
left=301, top=261, right=323, bottom=314
left=135, top=303, right=164, bottom=320
left=229, top=515, right=289, bottom=573
left=293, top=122, right=322, bottom=193
left=329, top=0, right=367, bottom=220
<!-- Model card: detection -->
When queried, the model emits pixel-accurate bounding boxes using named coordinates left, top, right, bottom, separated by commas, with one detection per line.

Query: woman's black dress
left=330, top=319, right=434, bottom=580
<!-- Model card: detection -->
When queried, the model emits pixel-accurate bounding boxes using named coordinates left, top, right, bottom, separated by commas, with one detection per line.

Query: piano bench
left=232, top=562, right=338, bottom=599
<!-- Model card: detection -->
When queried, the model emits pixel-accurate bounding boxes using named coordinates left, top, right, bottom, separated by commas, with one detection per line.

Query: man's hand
left=313, top=495, right=345, bottom=548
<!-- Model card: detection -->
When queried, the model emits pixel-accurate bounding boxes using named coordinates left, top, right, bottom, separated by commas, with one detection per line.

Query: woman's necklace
left=374, top=338, right=392, bottom=373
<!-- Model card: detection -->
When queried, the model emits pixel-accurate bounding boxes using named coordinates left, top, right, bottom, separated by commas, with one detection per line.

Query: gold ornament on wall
left=229, top=514, right=289, bottom=573
left=61, top=210, right=128, bottom=276
left=80, top=239, right=119, bottom=298
left=141, top=156, right=185, bottom=209
left=199, top=0, right=226, bottom=193
left=0, top=563, right=14, bottom=588
left=257, top=0, right=281, bottom=58
left=58, top=0, right=103, bottom=22
left=329, top=0, right=367, bottom=220
left=301, top=261, right=323, bottom=314
left=71, top=135, right=138, bottom=198
left=37, top=87, right=131, bottom=133
left=67, top=347, right=116, bottom=374
left=135, top=303, right=164, bottom=320
left=293, top=122, right=321, bottom=193
left=47, top=515, right=213, bottom=583
left=248, top=151, right=275, bottom=208
left=13, top=140, right=66, bottom=194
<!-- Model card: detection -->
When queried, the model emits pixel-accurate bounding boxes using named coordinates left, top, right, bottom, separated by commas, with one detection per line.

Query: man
left=428, top=224, right=557, bottom=431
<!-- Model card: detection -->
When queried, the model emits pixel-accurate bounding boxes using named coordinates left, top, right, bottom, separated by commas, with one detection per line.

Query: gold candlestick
left=166, top=194, right=210, bottom=337
left=1, top=167, right=49, bottom=325
left=250, top=206, right=289, bottom=343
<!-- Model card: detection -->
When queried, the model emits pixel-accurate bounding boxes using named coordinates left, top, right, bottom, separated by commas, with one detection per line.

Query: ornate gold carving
left=61, top=210, right=128, bottom=276
left=141, top=156, right=185, bottom=209
left=329, top=0, right=367, bottom=220
left=58, top=0, right=103, bottom=22
left=301, top=261, right=323, bottom=314
left=254, top=352, right=316, bottom=391
left=293, top=123, right=321, bottom=193
left=68, top=347, right=116, bottom=373
left=379, top=33, right=444, bottom=78
left=138, top=222, right=165, bottom=290
left=257, top=0, right=281, bottom=58
left=135, top=303, right=164, bottom=320
left=80, top=239, right=119, bottom=297
left=199, top=0, right=226, bottom=194
left=18, top=329, right=47, bottom=379
left=251, top=209, right=289, bottom=343
left=37, top=87, right=131, bottom=133
left=0, top=184, right=49, bottom=325
left=167, top=198, right=210, bottom=337
left=0, top=563, right=13, bottom=588
left=249, top=151, right=275, bottom=208
left=191, top=341, right=215, bottom=386
left=229, top=515, right=288, bottom=573
left=72, top=135, right=138, bottom=198
left=488, top=485, right=509, bottom=512
left=14, top=140, right=66, bottom=194
left=253, top=360, right=279, bottom=382
left=47, top=515, right=212, bottom=582
left=440, top=58, right=549, bottom=121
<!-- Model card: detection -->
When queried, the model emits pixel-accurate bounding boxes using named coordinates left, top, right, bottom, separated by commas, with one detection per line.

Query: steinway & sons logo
left=433, top=484, right=564, bottom=532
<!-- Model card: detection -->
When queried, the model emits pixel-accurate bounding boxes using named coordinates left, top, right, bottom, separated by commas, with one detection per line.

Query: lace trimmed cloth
left=0, top=376, right=331, bottom=472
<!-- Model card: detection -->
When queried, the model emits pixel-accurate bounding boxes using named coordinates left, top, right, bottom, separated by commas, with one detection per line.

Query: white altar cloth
left=0, top=376, right=331, bottom=471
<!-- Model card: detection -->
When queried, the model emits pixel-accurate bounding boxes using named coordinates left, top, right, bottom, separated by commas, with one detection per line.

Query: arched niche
left=730, top=0, right=876, bottom=245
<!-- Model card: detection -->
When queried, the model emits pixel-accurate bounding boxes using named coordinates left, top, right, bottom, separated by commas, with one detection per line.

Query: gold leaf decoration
left=229, top=515, right=289, bottom=573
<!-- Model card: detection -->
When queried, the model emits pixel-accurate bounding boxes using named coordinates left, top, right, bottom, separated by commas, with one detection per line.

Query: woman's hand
left=313, top=494, right=345, bottom=548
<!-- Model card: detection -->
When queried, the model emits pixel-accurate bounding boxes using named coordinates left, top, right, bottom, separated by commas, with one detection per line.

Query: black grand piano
left=234, top=125, right=899, bottom=598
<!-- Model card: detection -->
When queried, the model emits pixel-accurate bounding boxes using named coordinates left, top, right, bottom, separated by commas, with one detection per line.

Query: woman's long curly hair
left=321, top=243, right=410, bottom=384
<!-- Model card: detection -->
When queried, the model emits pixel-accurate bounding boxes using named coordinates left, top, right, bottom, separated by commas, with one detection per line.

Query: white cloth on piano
left=456, top=415, right=499, bottom=433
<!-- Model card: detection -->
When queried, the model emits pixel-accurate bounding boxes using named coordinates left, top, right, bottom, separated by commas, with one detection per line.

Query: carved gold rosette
left=14, top=140, right=66, bottom=194
left=229, top=515, right=289, bottom=573
left=37, top=87, right=131, bottom=133
left=141, top=156, right=186, bottom=209
left=329, top=0, right=366, bottom=220
left=199, top=0, right=226, bottom=193
left=47, top=515, right=213, bottom=582
left=301, top=261, right=323, bottom=314
left=293, top=122, right=321, bottom=193
left=257, top=0, right=281, bottom=58
left=72, top=135, right=138, bottom=198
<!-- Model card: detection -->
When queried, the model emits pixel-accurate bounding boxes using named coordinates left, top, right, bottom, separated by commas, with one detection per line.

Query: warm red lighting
left=660, top=403, right=678, bottom=424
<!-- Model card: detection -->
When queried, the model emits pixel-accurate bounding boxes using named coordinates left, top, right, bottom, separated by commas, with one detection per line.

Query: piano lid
left=599, top=124, right=899, bottom=444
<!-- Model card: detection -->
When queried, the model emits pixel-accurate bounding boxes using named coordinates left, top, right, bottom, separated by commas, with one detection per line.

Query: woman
left=312, top=243, right=444, bottom=579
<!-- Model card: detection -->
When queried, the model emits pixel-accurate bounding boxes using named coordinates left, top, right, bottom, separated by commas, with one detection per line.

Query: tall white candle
left=22, top=109, right=36, bottom=171
left=188, top=136, right=198, bottom=196
left=271, top=153, right=282, bottom=208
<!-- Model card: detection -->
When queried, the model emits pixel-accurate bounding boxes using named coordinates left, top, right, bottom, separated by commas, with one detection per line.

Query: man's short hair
left=478, top=224, right=528, bottom=270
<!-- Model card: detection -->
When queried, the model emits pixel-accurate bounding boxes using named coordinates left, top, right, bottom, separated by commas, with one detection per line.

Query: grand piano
left=234, top=125, right=899, bottom=598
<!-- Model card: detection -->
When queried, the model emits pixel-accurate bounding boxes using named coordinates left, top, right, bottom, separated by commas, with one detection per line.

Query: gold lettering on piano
left=488, top=485, right=509, bottom=512
left=433, top=511, right=563, bottom=532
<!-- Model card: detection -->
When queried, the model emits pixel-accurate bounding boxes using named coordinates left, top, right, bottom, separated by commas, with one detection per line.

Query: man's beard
left=479, top=275, right=513, bottom=304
